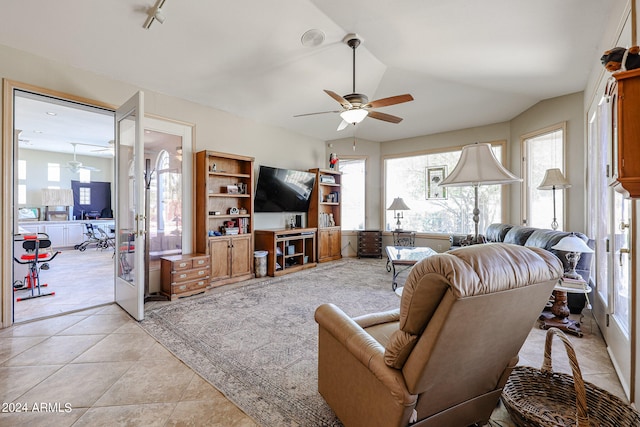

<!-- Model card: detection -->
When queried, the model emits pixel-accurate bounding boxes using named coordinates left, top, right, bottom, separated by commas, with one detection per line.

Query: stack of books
left=560, top=276, right=587, bottom=290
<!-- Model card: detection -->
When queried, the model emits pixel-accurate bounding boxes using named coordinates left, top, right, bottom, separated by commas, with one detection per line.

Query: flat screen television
left=254, top=165, right=316, bottom=212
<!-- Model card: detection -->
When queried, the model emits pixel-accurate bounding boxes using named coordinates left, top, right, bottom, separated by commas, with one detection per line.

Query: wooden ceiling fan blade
left=294, top=110, right=341, bottom=118
left=364, top=94, right=414, bottom=109
left=324, top=90, right=352, bottom=108
left=368, top=110, right=403, bottom=124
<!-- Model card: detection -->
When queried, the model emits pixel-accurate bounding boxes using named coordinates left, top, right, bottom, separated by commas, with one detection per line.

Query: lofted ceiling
left=0, top=0, right=616, bottom=149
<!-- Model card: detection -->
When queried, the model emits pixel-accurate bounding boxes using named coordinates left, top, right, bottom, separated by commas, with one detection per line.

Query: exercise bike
left=13, top=233, right=60, bottom=301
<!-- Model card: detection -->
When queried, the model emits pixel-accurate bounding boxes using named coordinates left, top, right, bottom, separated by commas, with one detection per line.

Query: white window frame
left=521, top=123, right=566, bottom=230
left=338, top=156, right=367, bottom=231
left=382, top=141, right=508, bottom=235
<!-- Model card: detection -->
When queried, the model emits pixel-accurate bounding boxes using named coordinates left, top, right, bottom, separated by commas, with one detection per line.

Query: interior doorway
left=12, top=89, right=116, bottom=322
left=4, top=81, right=193, bottom=325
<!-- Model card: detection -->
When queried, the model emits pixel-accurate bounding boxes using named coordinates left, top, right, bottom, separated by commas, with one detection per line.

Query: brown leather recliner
left=315, top=243, right=563, bottom=427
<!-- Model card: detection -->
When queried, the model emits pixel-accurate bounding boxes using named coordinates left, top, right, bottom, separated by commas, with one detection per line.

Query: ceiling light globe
left=340, top=109, right=368, bottom=124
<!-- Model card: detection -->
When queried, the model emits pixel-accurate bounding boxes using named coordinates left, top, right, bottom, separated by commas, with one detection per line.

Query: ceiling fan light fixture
left=340, top=109, right=368, bottom=124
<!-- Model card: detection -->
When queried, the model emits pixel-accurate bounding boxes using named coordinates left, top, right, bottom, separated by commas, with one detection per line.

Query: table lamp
left=537, top=168, right=571, bottom=230
left=387, top=197, right=410, bottom=231
left=439, top=142, right=521, bottom=243
left=551, top=233, right=594, bottom=280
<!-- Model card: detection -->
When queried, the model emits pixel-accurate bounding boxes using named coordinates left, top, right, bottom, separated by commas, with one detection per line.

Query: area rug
left=141, top=258, right=399, bottom=426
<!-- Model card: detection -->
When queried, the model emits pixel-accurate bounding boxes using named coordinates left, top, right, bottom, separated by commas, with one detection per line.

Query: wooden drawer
left=170, top=267, right=209, bottom=284
left=163, top=278, right=209, bottom=301
left=357, top=230, right=382, bottom=258
left=162, top=253, right=210, bottom=271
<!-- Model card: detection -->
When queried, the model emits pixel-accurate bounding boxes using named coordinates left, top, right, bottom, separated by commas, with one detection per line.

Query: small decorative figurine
left=329, top=153, right=339, bottom=169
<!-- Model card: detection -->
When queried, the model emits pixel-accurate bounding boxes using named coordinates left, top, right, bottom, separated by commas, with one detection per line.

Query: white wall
left=19, top=148, right=114, bottom=208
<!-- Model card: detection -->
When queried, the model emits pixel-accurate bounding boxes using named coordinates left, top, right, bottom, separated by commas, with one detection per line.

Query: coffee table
left=386, top=246, right=437, bottom=290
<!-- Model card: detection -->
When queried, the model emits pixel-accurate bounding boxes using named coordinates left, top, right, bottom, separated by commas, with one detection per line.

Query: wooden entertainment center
left=254, top=228, right=317, bottom=276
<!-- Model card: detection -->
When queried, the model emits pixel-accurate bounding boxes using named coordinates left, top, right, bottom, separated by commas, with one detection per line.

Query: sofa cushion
left=485, top=223, right=513, bottom=242
left=503, top=225, right=538, bottom=245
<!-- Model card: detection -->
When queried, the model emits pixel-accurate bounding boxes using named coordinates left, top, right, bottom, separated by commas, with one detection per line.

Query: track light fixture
left=143, top=0, right=167, bottom=29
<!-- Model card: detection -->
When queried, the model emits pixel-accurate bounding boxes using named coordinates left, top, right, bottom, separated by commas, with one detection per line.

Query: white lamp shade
left=387, top=197, right=410, bottom=211
left=538, top=168, right=571, bottom=190
left=551, top=234, right=593, bottom=253
left=439, top=143, right=522, bottom=187
left=340, top=109, right=368, bottom=124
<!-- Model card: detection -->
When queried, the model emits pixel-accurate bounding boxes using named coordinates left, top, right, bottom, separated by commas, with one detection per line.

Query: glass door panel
left=115, top=92, right=145, bottom=321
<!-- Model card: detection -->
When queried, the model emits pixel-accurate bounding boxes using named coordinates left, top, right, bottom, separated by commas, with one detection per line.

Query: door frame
left=1, top=79, right=195, bottom=328
left=1, top=79, right=116, bottom=328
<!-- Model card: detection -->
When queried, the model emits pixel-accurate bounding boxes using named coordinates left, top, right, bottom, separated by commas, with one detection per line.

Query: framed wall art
left=426, top=166, right=447, bottom=200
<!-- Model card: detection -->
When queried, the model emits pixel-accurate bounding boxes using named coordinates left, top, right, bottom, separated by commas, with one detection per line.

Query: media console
left=254, top=228, right=317, bottom=277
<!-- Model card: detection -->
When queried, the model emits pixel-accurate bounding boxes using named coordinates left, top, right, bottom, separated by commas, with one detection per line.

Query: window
left=18, top=160, right=26, bottom=180
left=79, top=187, right=91, bottom=205
left=522, top=124, right=565, bottom=229
left=79, top=168, right=91, bottom=183
left=384, top=143, right=505, bottom=234
left=339, top=157, right=366, bottom=230
left=18, top=184, right=26, bottom=205
left=47, top=163, right=60, bottom=182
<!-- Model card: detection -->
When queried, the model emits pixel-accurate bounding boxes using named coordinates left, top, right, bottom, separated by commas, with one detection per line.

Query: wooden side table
left=539, top=282, right=592, bottom=337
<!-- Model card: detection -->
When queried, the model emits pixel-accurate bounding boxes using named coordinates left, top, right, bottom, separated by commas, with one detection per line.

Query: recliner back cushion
left=383, top=243, right=562, bottom=369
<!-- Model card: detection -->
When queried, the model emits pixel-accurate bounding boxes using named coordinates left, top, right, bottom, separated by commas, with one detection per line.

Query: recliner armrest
left=353, top=309, right=400, bottom=329
left=315, top=303, right=416, bottom=406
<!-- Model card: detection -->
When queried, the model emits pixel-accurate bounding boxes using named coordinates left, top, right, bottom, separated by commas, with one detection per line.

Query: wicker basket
left=502, top=327, right=640, bottom=427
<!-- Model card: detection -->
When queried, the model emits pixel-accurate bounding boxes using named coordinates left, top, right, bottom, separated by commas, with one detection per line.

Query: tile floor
left=0, top=304, right=256, bottom=427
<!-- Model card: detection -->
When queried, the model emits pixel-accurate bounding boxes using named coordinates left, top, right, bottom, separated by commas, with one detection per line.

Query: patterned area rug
left=141, top=258, right=399, bottom=426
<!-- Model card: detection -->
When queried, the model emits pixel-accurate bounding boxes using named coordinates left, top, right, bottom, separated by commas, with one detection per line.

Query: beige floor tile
left=0, top=407, right=85, bottom=427
left=144, top=341, right=184, bottom=361
left=181, top=374, right=227, bottom=402
left=57, top=313, right=131, bottom=335
left=94, top=359, right=196, bottom=406
left=0, top=336, right=48, bottom=364
left=73, top=402, right=176, bottom=427
left=72, top=332, right=157, bottom=363
left=17, top=361, right=133, bottom=409
left=3, top=335, right=105, bottom=366
left=0, top=315, right=86, bottom=338
left=0, top=365, right=63, bottom=403
left=165, top=400, right=258, bottom=427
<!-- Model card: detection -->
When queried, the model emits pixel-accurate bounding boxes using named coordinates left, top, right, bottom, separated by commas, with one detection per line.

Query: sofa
left=483, top=223, right=594, bottom=314
left=315, top=243, right=563, bottom=427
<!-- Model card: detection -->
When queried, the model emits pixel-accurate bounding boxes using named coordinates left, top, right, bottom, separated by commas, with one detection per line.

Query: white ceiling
left=0, top=0, right=615, bottom=148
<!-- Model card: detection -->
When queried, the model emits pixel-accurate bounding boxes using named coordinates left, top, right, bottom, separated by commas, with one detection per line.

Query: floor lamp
left=439, top=143, right=521, bottom=244
left=537, top=168, right=570, bottom=230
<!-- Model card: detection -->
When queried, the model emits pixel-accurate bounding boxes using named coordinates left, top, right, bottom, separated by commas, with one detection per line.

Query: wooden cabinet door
left=209, top=238, right=231, bottom=280
left=318, top=229, right=331, bottom=261
left=329, top=228, right=342, bottom=259
left=230, top=235, right=252, bottom=277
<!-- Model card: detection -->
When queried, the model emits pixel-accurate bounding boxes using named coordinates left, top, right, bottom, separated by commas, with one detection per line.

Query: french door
left=588, top=87, right=634, bottom=401
left=114, top=92, right=146, bottom=320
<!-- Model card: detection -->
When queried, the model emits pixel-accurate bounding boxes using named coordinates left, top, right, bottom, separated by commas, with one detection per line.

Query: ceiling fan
left=295, top=33, right=414, bottom=131
left=91, top=140, right=115, bottom=156
left=66, top=143, right=100, bottom=173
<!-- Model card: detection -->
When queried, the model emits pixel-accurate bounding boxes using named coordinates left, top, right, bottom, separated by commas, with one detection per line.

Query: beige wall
left=509, top=91, right=586, bottom=232
left=0, top=43, right=326, bottom=326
